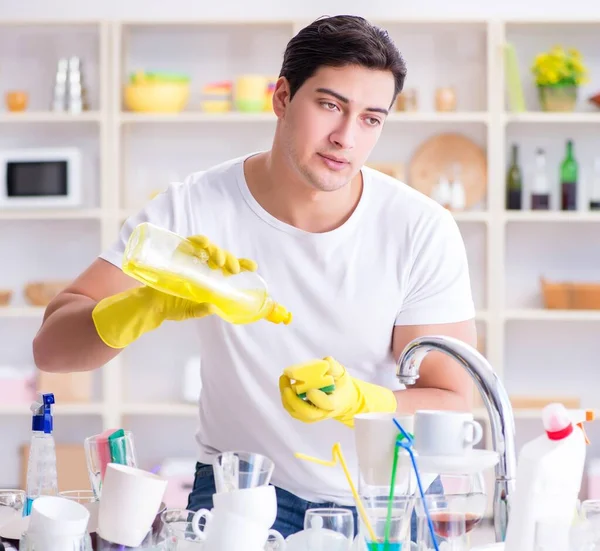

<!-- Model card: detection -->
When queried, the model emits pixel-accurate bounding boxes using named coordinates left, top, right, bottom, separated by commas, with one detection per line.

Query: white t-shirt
left=99, top=152, right=475, bottom=504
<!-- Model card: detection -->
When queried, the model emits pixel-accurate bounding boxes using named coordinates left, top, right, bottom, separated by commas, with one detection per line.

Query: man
left=33, top=15, right=476, bottom=538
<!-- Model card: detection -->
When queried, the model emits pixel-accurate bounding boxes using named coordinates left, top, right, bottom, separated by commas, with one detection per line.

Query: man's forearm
left=33, top=294, right=120, bottom=373
left=393, top=387, right=472, bottom=414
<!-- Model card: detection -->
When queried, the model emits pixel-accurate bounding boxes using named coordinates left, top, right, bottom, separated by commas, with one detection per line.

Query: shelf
left=387, top=112, right=489, bottom=123
left=0, top=307, right=45, bottom=318
left=0, top=403, right=104, bottom=415
left=119, top=112, right=277, bottom=124
left=503, top=211, right=600, bottom=223
left=0, top=112, right=103, bottom=123
left=118, top=111, right=489, bottom=124
left=503, top=112, right=600, bottom=124
left=504, top=309, right=600, bottom=321
left=120, top=403, right=198, bottom=416
left=0, top=209, right=103, bottom=221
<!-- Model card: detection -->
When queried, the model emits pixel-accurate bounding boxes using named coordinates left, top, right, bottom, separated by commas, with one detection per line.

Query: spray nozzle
left=31, top=393, right=55, bottom=434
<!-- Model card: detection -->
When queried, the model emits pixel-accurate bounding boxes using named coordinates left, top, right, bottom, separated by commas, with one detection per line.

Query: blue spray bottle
left=24, top=393, right=58, bottom=516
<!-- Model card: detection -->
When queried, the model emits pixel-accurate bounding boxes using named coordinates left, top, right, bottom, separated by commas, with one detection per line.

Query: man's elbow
left=33, top=333, right=60, bottom=373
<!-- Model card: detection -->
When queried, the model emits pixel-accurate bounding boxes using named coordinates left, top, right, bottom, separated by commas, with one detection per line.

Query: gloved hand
left=279, top=357, right=397, bottom=428
left=92, top=235, right=257, bottom=349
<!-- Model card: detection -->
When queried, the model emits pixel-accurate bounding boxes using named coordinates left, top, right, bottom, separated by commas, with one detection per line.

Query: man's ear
left=273, top=76, right=291, bottom=117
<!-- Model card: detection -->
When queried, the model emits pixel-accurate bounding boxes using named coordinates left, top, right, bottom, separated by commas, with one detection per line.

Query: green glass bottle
left=506, top=144, right=522, bottom=210
left=560, top=140, right=578, bottom=211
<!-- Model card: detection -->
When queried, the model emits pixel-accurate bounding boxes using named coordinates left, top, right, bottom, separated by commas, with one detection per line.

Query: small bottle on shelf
left=432, top=173, right=452, bottom=209
left=589, top=158, right=600, bottom=211
left=560, top=139, right=578, bottom=211
left=506, top=144, right=522, bottom=210
left=531, top=148, right=550, bottom=210
left=449, top=163, right=466, bottom=211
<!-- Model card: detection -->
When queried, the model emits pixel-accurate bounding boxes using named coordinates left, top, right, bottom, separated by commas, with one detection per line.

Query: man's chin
left=304, top=168, right=353, bottom=192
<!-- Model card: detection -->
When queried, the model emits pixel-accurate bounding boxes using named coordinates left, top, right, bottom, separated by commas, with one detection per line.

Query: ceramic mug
left=212, top=484, right=277, bottom=527
left=192, top=508, right=285, bottom=550
left=414, top=410, right=483, bottom=456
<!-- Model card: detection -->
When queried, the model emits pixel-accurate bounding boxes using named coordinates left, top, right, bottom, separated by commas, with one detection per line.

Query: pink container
left=0, top=375, right=36, bottom=404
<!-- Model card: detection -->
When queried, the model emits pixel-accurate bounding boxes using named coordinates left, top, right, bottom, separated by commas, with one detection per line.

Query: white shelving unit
left=1, top=17, right=600, bottom=488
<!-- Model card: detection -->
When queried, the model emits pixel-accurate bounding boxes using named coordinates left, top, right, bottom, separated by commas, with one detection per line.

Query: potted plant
left=531, top=45, right=588, bottom=112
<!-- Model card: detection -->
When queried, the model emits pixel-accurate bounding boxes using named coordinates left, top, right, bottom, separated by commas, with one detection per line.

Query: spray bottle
left=24, top=393, right=58, bottom=516
left=504, top=403, right=592, bottom=551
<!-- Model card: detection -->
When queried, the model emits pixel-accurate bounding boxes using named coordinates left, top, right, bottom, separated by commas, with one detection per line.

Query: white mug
left=354, top=413, right=414, bottom=487
left=212, top=484, right=277, bottom=528
left=414, top=410, right=483, bottom=456
left=96, top=464, right=168, bottom=548
left=192, top=508, right=285, bottom=550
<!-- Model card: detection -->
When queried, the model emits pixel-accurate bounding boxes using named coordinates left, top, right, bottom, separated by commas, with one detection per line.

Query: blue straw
left=392, top=418, right=440, bottom=551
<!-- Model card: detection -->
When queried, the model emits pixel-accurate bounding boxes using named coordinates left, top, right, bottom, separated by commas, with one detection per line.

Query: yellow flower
left=531, top=45, right=588, bottom=87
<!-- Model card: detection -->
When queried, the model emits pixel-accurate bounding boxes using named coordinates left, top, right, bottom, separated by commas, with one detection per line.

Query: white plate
left=415, top=449, right=500, bottom=475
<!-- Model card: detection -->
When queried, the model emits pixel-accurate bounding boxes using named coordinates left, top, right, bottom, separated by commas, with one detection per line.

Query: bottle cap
left=31, top=393, right=55, bottom=434
left=266, top=302, right=293, bottom=325
left=543, top=403, right=573, bottom=441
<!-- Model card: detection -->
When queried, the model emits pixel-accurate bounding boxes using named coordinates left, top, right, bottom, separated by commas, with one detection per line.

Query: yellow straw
left=295, top=442, right=377, bottom=542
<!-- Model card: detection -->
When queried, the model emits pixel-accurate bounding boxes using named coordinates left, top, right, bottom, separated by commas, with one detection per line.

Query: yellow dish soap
left=122, top=222, right=292, bottom=325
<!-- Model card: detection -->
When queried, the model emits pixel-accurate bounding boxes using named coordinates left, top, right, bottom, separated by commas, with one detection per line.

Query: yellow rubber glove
left=92, top=235, right=257, bottom=349
left=279, top=357, right=397, bottom=428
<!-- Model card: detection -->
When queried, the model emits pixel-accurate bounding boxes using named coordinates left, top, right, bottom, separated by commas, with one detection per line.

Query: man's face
left=274, top=64, right=395, bottom=193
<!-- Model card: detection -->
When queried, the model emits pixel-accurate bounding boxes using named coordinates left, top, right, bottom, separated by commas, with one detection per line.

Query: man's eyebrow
left=315, top=87, right=389, bottom=116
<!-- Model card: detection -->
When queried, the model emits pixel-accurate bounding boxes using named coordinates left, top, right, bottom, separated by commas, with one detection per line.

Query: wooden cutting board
left=408, top=133, right=487, bottom=209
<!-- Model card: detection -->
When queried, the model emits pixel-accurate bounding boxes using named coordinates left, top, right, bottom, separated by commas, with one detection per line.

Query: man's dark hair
left=279, top=15, right=407, bottom=104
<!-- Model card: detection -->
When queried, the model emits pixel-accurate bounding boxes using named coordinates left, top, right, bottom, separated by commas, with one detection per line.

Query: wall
left=1, top=0, right=600, bottom=21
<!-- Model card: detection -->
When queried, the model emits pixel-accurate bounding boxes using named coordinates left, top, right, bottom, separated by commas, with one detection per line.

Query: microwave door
left=0, top=149, right=82, bottom=209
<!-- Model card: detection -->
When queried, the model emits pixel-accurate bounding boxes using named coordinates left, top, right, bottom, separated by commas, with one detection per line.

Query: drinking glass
left=84, top=431, right=137, bottom=498
left=0, top=489, right=25, bottom=529
left=304, top=508, right=354, bottom=550
left=358, top=484, right=414, bottom=551
left=156, top=508, right=204, bottom=550
left=415, top=473, right=486, bottom=551
left=213, top=451, right=274, bottom=493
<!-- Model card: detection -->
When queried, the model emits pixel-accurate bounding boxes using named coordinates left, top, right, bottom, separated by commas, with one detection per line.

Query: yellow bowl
left=201, top=99, right=232, bottom=113
left=124, top=82, right=190, bottom=113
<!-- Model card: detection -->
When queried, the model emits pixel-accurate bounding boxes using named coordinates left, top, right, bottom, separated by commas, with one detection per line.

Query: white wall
left=1, top=0, right=600, bottom=21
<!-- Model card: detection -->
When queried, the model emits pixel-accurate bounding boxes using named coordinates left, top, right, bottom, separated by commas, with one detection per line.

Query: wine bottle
left=506, top=144, right=522, bottom=210
left=560, top=140, right=578, bottom=211
left=589, top=158, right=600, bottom=211
left=531, top=148, right=550, bottom=210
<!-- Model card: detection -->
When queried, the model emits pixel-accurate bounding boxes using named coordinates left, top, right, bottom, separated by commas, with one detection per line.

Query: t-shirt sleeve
left=395, top=208, right=476, bottom=326
left=98, top=181, right=189, bottom=270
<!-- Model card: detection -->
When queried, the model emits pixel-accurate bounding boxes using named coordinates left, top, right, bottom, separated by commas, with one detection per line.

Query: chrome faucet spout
left=395, top=335, right=516, bottom=542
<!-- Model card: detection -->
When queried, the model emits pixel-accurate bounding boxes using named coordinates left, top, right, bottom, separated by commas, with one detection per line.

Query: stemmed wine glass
left=416, top=472, right=487, bottom=551
left=303, top=508, right=354, bottom=550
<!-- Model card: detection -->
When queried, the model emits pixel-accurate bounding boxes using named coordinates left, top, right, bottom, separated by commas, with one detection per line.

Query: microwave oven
left=0, top=147, right=82, bottom=209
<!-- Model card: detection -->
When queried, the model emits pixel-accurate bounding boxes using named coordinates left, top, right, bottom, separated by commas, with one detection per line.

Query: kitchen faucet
left=395, top=335, right=516, bottom=542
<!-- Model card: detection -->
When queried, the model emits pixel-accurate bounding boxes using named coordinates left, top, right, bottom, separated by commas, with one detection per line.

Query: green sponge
left=298, top=384, right=336, bottom=400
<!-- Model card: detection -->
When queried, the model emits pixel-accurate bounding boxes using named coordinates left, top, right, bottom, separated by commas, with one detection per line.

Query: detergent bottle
left=122, top=222, right=292, bottom=325
left=504, top=403, right=590, bottom=551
